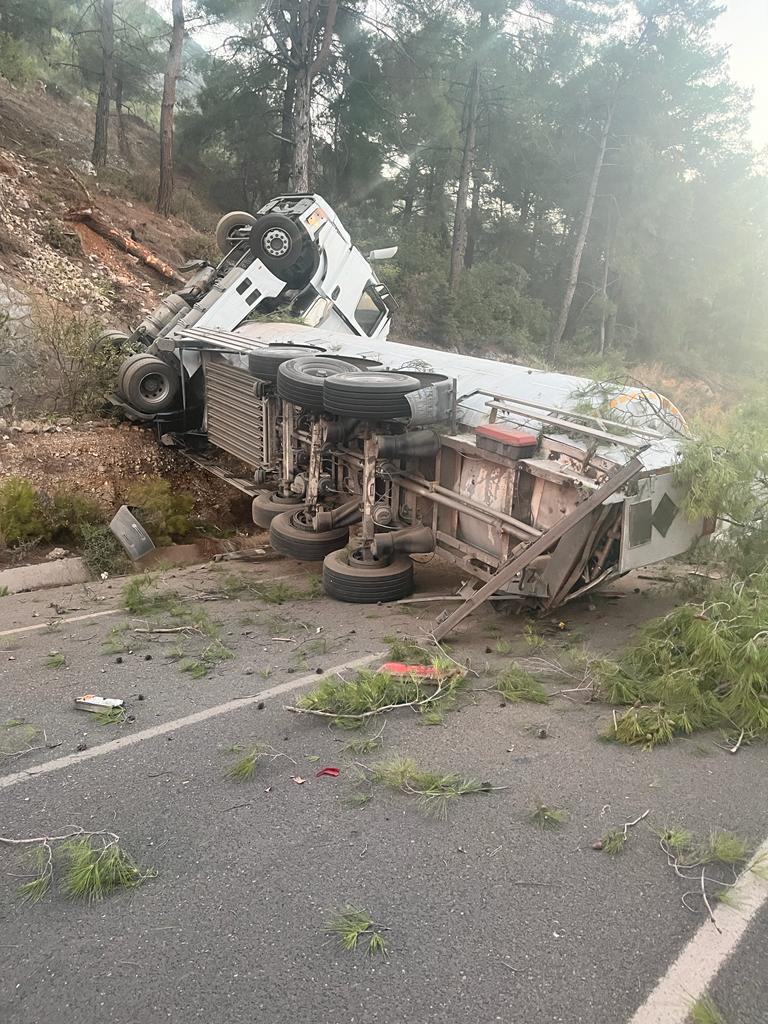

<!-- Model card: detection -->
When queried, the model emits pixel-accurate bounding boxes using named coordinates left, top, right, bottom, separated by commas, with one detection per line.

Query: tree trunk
left=91, top=0, right=114, bottom=168
left=464, top=173, right=482, bottom=269
left=289, top=0, right=338, bottom=193
left=115, top=77, right=130, bottom=161
left=156, top=0, right=185, bottom=216
left=548, top=103, right=615, bottom=361
left=277, top=64, right=297, bottom=191
left=448, top=63, right=480, bottom=292
left=402, top=159, right=418, bottom=228
left=291, top=66, right=312, bottom=192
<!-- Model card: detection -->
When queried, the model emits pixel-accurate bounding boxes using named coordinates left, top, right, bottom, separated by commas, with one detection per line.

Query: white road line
left=0, top=651, right=381, bottom=791
left=628, top=838, right=768, bottom=1023
left=0, top=570, right=311, bottom=638
left=0, top=608, right=121, bottom=637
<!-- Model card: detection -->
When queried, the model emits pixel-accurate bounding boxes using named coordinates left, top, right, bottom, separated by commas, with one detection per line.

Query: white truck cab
left=194, top=194, right=395, bottom=340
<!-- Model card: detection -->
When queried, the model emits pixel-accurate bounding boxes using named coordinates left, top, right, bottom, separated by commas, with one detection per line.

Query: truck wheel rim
left=263, top=227, right=291, bottom=258
left=140, top=373, right=169, bottom=401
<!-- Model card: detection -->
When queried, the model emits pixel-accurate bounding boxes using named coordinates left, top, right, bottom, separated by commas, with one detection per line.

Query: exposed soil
left=0, top=421, right=253, bottom=532
left=0, top=76, right=218, bottom=330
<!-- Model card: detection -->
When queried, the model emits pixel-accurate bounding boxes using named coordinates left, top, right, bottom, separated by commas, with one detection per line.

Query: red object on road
left=315, top=767, right=340, bottom=778
left=379, top=661, right=441, bottom=679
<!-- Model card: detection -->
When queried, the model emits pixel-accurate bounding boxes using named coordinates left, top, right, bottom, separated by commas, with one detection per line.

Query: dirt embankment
left=0, top=75, right=219, bottom=332
left=0, top=422, right=251, bottom=532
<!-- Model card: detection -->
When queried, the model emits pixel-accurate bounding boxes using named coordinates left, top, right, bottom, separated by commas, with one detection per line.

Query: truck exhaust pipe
left=372, top=525, right=435, bottom=559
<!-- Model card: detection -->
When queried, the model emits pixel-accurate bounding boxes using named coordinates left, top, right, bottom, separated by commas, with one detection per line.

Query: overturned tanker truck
left=110, top=193, right=706, bottom=629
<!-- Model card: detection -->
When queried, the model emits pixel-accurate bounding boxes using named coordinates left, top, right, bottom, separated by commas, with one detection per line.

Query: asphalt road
left=0, top=560, right=766, bottom=1024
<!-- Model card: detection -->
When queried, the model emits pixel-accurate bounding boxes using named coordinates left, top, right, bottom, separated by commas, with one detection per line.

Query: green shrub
left=673, top=394, right=768, bottom=576
left=80, top=524, right=130, bottom=578
left=127, top=478, right=195, bottom=546
left=0, top=34, right=37, bottom=86
left=48, top=490, right=104, bottom=543
left=24, top=304, right=128, bottom=417
left=0, top=478, right=50, bottom=546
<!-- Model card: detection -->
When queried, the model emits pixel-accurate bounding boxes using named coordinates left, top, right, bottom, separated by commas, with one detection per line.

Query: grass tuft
left=383, top=634, right=433, bottom=664
left=704, top=830, right=749, bottom=866
left=59, top=838, right=152, bottom=902
left=531, top=802, right=568, bottom=830
left=524, top=623, right=544, bottom=650
left=95, top=706, right=127, bottom=727
left=225, top=746, right=265, bottom=781
left=327, top=905, right=388, bottom=956
left=600, top=828, right=628, bottom=855
left=103, top=624, right=132, bottom=655
left=361, top=756, right=494, bottom=820
left=295, top=662, right=467, bottom=725
left=343, top=727, right=385, bottom=757
left=1, top=719, right=40, bottom=758
left=46, top=652, right=66, bottom=670
left=496, top=663, right=550, bottom=704
left=689, top=994, right=726, bottom=1024
left=179, top=659, right=208, bottom=679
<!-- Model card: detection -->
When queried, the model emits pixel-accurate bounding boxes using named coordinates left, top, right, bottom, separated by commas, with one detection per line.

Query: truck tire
left=246, top=344, right=326, bottom=382
left=322, top=548, right=414, bottom=603
left=215, top=211, right=256, bottom=255
left=277, top=356, right=362, bottom=411
left=119, top=354, right=180, bottom=414
left=269, top=510, right=349, bottom=561
left=250, top=214, right=305, bottom=278
left=322, top=371, right=421, bottom=419
left=252, top=490, right=303, bottom=529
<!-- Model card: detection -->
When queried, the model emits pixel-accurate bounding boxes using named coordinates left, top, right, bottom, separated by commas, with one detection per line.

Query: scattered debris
left=315, top=767, right=340, bottom=778
left=0, top=827, right=155, bottom=903
left=495, top=664, right=550, bottom=704
left=287, top=659, right=467, bottom=726
left=531, top=802, right=568, bottom=830
left=349, top=756, right=498, bottom=820
left=656, top=826, right=764, bottom=930
left=342, top=723, right=386, bottom=757
left=327, top=905, right=389, bottom=956
left=597, top=576, right=768, bottom=747
left=224, top=744, right=296, bottom=781
left=595, top=809, right=650, bottom=854
left=74, top=695, right=124, bottom=714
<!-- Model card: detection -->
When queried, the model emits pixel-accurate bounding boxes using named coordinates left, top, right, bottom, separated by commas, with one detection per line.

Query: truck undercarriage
left=108, top=194, right=705, bottom=617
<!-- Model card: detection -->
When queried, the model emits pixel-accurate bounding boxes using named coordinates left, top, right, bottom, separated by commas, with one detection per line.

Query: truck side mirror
left=368, top=246, right=398, bottom=261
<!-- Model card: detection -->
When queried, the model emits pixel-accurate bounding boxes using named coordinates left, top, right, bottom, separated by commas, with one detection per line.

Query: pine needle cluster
left=531, top=802, right=568, bottom=830
left=496, top=663, right=550, bottom=704
left=327, top=905, right=388, bottom=956
left=295, top=662, right=467, bottom=725
left=349, top=756, right=494, bottom=819
left=14, top=832, right=155, bottom=904
left=597, top=576, right=768, bottom=747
